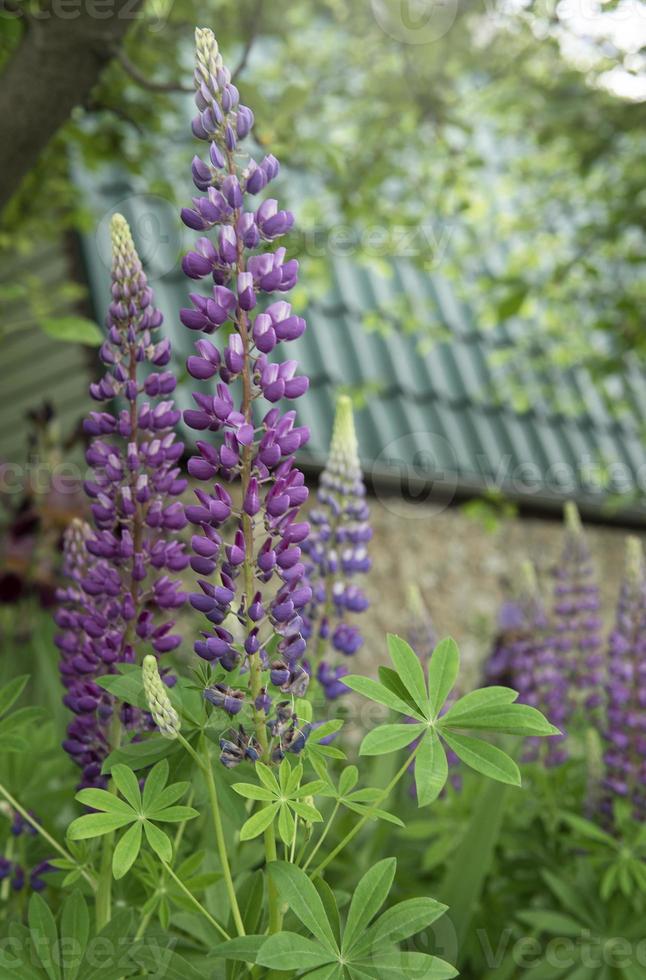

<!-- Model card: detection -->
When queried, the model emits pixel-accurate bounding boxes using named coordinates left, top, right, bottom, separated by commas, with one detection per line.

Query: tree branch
left=112, top=46, right=192, bottom=94
left=0, top=0, right=144, bottom=212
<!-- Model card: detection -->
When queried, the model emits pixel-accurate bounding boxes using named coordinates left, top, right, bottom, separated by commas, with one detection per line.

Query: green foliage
left=233, top=759, right=325, bottom=844
left=67, top=760, right=197, bottom=878
left=345, top=634, right=558, bottom=802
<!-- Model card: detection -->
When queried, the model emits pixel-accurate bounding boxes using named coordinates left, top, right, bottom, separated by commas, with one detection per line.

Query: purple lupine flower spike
left=182, top=29, right=312, bottom=762
left=552, top=502, right=604, bottom=729
left=303, top=396, right=371, bottom=694
left=603, top=536, right=646, bottom=821
left=54, top=216, right=188, bottom=788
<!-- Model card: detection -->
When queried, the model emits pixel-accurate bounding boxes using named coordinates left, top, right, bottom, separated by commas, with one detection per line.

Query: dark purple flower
left=54, top=216, right=187, bottom=788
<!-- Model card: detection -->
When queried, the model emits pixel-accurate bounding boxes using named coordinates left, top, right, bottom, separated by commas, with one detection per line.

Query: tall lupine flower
left=603, top=537, right=646, bottom=821
left=552, top=502, right=604, bottom=727
left=485, top=562, right=567, bottom=764
left=301, top=395, right=371, bottom=695
left=54, top=216, right=188, bottom=788
left=180, top=30, right=313, bottom=762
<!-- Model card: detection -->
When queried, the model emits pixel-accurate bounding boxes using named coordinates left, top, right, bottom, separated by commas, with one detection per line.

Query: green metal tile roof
left=77, top=174, right=646, bottom=521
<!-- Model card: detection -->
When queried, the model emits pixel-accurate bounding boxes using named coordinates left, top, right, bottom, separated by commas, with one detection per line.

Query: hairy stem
left=302, top=800, right=340, bottom=872
left=95, top=710, right=122, bottom=930
left=161, top=861, right=231, bottom=940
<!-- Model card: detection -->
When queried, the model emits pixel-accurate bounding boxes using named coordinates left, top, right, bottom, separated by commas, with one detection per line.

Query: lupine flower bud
left=302, top=396, right=371, bottom=690
left=143, top=655, right=181, bottom=738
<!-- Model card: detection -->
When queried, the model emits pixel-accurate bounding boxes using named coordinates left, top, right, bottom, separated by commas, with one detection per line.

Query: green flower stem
left=0, top=781, right=96, bottom=891
left=177, top=732, right=245, bottom=935
left=311, top=742, right=422, bottom=879
left=161, top=861, right=230, bottom=940
left=302, top=800, right=340, bottom=872
left=95, top=711, right=121, bottom=931
left=199, top=733, right=246, bottom=937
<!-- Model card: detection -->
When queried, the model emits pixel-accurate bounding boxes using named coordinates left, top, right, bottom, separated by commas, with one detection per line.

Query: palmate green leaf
left=301, top=965, right=343, bottom=980
left=67, top=811, right=134, bottom=840
left=0, top=675, right=29, bottom=717
left=111, top=764, right=142, bottom=810
left=516, top=909, right=584, bottom=937
left=427, top=638, right=460, bottom=717
left=293, top=780, right=327, bottom=798
left=378, top=666, right=423, bottom=715
left=145, top=782, right=192, bottom=816
left=343, top=801, right=405, bottom=828
left=74, top=788, right=133, bottom=815
left=443, top=686, right=517, bottom=717
left=28, top=892, right=60, bottom=980
left=143, top=821, right=172, bottom=863
left=256, top=761, right=280, bottom=793
left=208, top=935, right=265, bottom=963
left=441, top=701, right=559, bottom=737
left=354, top=897, right=449, bottom=956
left=441, top=732, right=521, bottom=786
left=386, top=634, right=429, bottom=716
left=315, top=878, right=341, bottom=947
left=149, top=805, right=199, bottom=823
left=103, top=736, right=179, bottom=773
left=112, top=822, right=143, bottom=880
left=343, top=675, right=422, bottom=720
left=142, top=758, right=169, bottom=810
left=369, top=949, right=458, bottom=978
left=339, top=766, right=358, bottom=796
left=415, top=731, right=448, bottom=807
left=232, top=782, right=276, bottom=802
left=278, top=803, right=296, bottom=844
left=39, top=315, right=103, bottom=346
left=558, top=811, right=617, bottom=847
left=0, top=706, right=43, bottom=737
left=290, top=801, right=323, bottom=822
left=359, top=723, right=426, bottom=756
left=60, top=890, right=89, bottom=980
left=96, top=671, right=147, bottom=709
left=240, top=803, right=279, bottom=841
left=256, top=933, right=335, bottom=971
left=310, top=719, right=344, bottom=742
left=343, top=857, right=396, bottom=954
left=268, top=861, right=338, bottom=954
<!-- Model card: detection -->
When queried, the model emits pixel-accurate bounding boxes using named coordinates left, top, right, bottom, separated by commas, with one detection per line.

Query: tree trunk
left=0, top=1, right=143, bottom=212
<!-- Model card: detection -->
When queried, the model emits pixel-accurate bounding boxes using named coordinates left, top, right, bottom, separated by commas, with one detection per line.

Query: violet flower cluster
left=0, top=807, right=51, bottom=893
left=180, top=29, right=313, bottom=763
left=486, top=562, right=567, bottom=764
left=552, top=502, right=604, bottom=725
left=301, top=395, right=371, bottom=698
left=54, top=216, right=187, bottom=788
left=602, top=537, right=646, bottom=820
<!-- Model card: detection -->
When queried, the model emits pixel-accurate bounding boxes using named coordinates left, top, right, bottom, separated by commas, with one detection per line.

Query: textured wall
left=348, top=494, right=639, bottom=687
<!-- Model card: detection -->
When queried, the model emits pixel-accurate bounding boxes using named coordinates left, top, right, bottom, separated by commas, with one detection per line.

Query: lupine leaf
left=112, top=822, right=143, bottom=879
left=110, top=765, right=142, bottom=810
left=339, top=766, right=358, bottom=796
left=256, top=762, right=280, bottom=793
left=354, top=897, right=448, bottom=955
left=278, top=802, right=296, bottom=844
left=315, top=878, right=341, bottom=947
left=360, top=723, right=426, bottom=756
left=103, top=736, right=179, bottom=773
left=28, top=893, right=60, bottom=980
left=40, top=315, right=103, bottom=346
left=342, top=858, right=397, bottom=953
left=311, top=719, right=344, bottom=742
left=374, top=950, right=458, bottom=978
left=240, top=804, right=279, bottom=841
left=145, top=781, right=191, bottom=816
left=441, top=702, right=559, bottom=737
left=149, top=805, right=199, bottom=823
left=286, top=762, right=303, bottom=795
left=414, top=731, right=448, bottom=806
left=290, top=801, right=323, bottom=822
left=144, top=821, right=173, bottom=864
left=378, top=666, right=423, bottom=715
left=386, top=634, right=429, bottom=716
left=441, top=732, right=521, bottom=786
left=298, top=965, right=343, bottom=980
left=443, top=686, right=517, bottom=717
left=60, top=891, right=89, bottom=980
left=142, top=759, right=169, bottom=810
left=67, top=812, right=134, bottom=839
left=343, top=675, right=422, bottom=720
left=427, top=638, right=460, bottom=717
left=208, top=935, right=265, bottom=962
left=74, top=789, right=134, bottom=815
left=256, top=933, right=335, bottom=970
left=268, top=861, right=338, bottom=954
left=0, top=675, right=29, bottom=717
left=232, top=782, right=276, bottom=802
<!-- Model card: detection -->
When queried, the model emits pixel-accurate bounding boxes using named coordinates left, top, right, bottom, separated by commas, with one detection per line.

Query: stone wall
left=347, top=492, right=640, bottom=687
